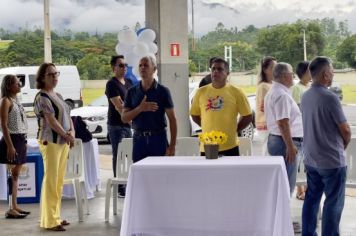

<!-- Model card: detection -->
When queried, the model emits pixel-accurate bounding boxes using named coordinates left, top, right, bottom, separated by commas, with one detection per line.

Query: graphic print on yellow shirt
left=206, top=96, right=223, bottom=111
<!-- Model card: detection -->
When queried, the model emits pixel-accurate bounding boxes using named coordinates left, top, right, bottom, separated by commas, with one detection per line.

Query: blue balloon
left=125, top=66, right=139, bottom=85
left=136, top=27, right=147, bottom=36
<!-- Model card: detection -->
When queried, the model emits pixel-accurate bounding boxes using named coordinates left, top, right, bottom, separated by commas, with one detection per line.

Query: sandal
left=16, top=209, right=31, bottom=215
left=48, top=225, right=66, bottom=231
left=61, top=220, right=70, bottom=226
left=296, top=192, right=305, bottom=200
left=5, top=212, right=27, bottom=219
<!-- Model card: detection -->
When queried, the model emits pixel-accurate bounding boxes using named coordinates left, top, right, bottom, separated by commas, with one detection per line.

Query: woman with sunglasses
left=34, top=63, right=75, bottom=231
left=0, top=74, right=30, bottom=219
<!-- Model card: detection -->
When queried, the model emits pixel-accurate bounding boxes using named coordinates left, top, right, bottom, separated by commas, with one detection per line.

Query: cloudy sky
left=0, top=0, right=355, bottom=36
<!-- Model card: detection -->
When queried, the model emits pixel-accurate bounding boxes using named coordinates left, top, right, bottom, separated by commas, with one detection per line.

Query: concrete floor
left=1, top=165, right=356, bottom=235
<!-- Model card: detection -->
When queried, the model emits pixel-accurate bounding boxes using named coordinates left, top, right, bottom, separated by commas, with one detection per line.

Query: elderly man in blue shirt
left=121, top=55, right=177, bottom=163
left=301, top=56, right=351, bottom=236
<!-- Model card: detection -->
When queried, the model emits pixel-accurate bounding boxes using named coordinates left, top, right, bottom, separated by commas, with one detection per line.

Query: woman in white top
left=255, top=56, right=277, bottom=155
left=0, top=74, right=30, bottom=218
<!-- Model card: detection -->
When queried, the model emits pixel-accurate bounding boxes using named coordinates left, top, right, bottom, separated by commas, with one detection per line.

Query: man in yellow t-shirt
left=190, top=58, right=252, bottom=155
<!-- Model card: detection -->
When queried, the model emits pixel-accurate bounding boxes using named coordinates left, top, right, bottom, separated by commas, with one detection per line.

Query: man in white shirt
left=264, top=62, right=303, bottom=197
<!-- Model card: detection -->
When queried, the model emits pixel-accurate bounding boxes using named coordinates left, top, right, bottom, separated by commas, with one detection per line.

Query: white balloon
left=115, top=43, right=120, bottom=55
left=147, top=42, right=158, bottom=54
left=116, top=43, right=133, bottom=56
left=125, top=52, right=140, bottom=67
left=118, top=29, right=137, bottom=45
left=133, top=42, right=149, bottom=56
left=138, top=29, right=156, bottom=43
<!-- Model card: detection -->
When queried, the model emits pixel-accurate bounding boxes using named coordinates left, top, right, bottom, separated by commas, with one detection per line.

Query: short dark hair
left=208, top=57, right=218, bottom=68
left=110, top=55, right=125, bottom=67
left=309, top=56, right=332, bottom=80
left=259, top=56, right=277, bottom=83
left=296, top=61, right=309, bottom=79
left=36, top=62, right=56, bottom=89
left=211, top=57, right=229, bottom=72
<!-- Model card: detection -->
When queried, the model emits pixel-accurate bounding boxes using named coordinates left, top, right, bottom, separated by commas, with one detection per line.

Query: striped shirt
left=34, top=91, right=71, bottom=144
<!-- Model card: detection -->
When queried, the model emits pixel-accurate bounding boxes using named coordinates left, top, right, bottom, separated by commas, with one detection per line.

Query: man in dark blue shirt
left=105, top=55, right=132, bottom=197
left=122, top=55, right=177, bottom=163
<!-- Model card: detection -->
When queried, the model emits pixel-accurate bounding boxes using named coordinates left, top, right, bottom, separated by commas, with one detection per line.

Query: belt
left=134, top=129, right=165, bottom=137
left=270, top=134, right=303, bottom=142
left=292, top=137, right=303, bottom=142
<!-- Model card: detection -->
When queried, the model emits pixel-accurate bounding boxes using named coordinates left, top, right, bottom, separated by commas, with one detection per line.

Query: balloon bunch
left=116, top=28, right=158, bottom=83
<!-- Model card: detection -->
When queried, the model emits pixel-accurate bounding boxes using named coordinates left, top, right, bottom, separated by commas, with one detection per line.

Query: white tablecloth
left=121, top=156, right=293, bottom=236
left=63, top=138, right=101, bottom=199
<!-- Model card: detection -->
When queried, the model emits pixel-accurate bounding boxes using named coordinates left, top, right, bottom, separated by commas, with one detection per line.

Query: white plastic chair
left=105, top=138, right=133, bottom=222
left=346, top=137, right=356, bottom=188
left=239, top=137, right=252, bottom=156
left=63, top=139, right=89, bottom=222
left=175, top=137, right=200, bottom=156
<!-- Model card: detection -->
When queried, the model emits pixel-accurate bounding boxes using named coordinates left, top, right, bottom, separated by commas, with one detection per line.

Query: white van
left=0, top=65, right=83, bottom=111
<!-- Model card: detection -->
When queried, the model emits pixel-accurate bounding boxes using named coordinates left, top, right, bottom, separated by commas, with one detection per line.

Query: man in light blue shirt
left=301, top=56, right=351, bottom=236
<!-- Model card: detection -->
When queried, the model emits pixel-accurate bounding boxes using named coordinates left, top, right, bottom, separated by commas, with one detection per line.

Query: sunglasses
left=46, top=72, right=60, bottom=77
left=116, top=63, right=128, bottom=68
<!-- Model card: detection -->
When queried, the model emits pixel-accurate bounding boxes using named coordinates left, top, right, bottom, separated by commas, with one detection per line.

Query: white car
left=71, top=95, right=108, bottom=141
left=189, top=82, right=256, bottom=139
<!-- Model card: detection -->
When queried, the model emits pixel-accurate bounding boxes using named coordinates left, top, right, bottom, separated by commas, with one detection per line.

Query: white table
left=63, top=138, right=101, bottom=199
left=121, top=156, right=293, bottom=236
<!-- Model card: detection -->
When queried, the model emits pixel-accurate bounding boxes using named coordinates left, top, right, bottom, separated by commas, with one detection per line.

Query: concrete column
left=145, top=0, right=190, bottom=137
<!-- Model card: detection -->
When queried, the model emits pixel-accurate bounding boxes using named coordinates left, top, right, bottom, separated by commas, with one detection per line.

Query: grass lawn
left=82, top=88, right=105, bottom=105
left=0, top=41, right=12, bottom=50
left=82, top=85, right=356, bottom=106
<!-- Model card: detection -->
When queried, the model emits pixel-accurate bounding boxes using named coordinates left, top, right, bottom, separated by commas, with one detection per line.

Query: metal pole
left=303, top=29, right=307, bottom=61
left=191, top=0, right=195, bottom=51
left=44, top=0, right=52, bottom=62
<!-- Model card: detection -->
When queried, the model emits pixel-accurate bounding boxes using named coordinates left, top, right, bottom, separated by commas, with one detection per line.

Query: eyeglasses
left=46, top=72, right=60, bottom=77
left=115, top=63, right=128, bottom=68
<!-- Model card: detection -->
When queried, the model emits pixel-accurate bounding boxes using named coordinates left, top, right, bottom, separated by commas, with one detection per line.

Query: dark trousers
left=201, top=146, right=240, bottom=157
left=132, top=133, right=168, bottom=163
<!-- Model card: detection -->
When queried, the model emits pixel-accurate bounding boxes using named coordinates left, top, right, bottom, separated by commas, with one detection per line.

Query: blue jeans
left=302, top=165, right=347, bottom=236
left=267, top=134, right=301, bottom=196
left=108, top=125, right=132, bottom=177
left=132, top=132, right=168, bottom=163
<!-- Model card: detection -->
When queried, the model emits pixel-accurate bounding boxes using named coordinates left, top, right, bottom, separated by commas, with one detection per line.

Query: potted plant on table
left=198, top=131, right=227, bottom=159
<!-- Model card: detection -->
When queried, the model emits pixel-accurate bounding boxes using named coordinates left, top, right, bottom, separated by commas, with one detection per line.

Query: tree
left=336, top=34, right=356, bottom=68
left=256, top=21, right=325, bottom=67
left=76, top=54, right=101, bottom=80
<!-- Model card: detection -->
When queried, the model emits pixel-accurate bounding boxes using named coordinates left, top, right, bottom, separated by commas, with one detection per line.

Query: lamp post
left=191, top=0, right=195, bottom=51
left=302, top=29, right=307, bottom=61
left=44, top=0, right=52, bottom=62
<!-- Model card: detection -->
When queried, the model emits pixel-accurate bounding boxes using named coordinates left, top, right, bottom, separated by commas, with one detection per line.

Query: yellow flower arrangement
left=198, top=130, right=228, bottom=145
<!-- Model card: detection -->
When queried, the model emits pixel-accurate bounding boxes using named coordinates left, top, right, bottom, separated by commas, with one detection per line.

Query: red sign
left=170, top=43, right=180, bottom=56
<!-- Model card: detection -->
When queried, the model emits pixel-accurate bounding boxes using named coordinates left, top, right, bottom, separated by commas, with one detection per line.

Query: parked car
left=0, top=66, right=83, bottom=111
left=189, top=82, right=256, bottom=139
left=71, top=95, right=108, bottom=141
left=329, top=81, right=343, bottom=101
